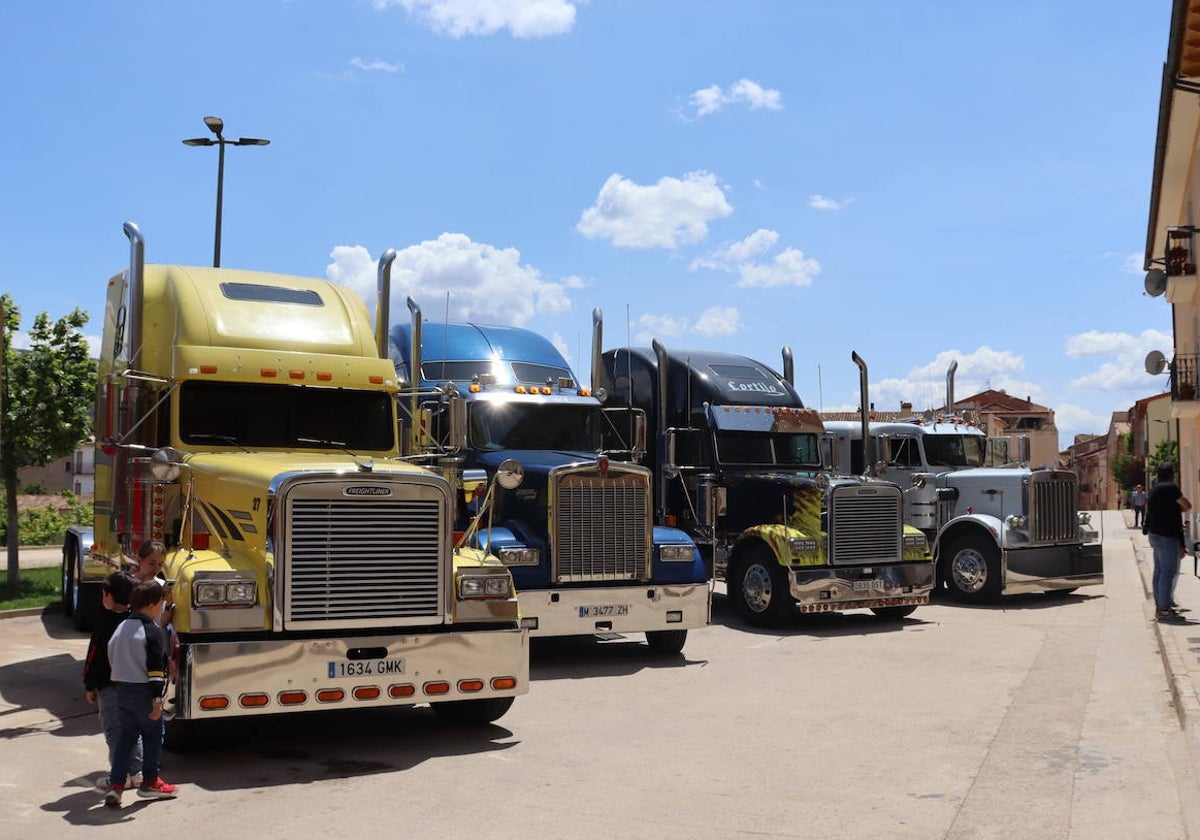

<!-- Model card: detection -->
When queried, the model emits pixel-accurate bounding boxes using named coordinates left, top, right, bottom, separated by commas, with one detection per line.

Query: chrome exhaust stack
left=375, top=249, right=396, bottom=359
left=852, top=351, right=873, bottom=476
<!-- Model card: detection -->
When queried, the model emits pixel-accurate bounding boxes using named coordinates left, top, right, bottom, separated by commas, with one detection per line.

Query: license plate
left=852, top=580, right=884, bottom=592
left=579, top=604, right=630, bottom=618
left=327, top=658, right=405, bottom=678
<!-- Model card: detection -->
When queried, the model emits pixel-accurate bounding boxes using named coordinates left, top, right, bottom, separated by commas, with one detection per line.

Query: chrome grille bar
left=1028, top=473, right=1077, bottom=543
left=552, top=467, right=650, bottom=582
left=828, top=485, right=903, bottom=565
left=287, top=498, right=442, bottom=622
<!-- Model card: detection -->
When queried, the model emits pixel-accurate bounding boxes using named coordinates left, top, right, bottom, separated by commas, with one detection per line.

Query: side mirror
left=662, top=428, right=679, bottom=479
left=447, top=389, right=467, bottom=452
left=1017, top=436, right=1031, bottom=464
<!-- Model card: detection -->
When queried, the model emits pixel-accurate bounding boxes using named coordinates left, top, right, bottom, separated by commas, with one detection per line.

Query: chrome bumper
left=516, top=584, right=710, bottom=637
left=173, top=628, right=528, bottom=720
left=789, top=563, right=935, bottom=613
left=1001, top=543, right=1104, bottom=595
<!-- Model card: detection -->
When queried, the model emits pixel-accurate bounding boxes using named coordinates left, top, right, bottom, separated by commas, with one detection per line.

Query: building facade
left=1145, top=0, right=1200, bottom=544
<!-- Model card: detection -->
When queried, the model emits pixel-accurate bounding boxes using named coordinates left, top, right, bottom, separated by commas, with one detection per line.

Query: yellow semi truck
left=62, top=222, right=527, bottom=743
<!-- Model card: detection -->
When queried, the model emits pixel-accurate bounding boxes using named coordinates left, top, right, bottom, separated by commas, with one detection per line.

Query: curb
left=1132, top=531, right=1200, bottom=730
left=0, top=606, right=55, bottom=620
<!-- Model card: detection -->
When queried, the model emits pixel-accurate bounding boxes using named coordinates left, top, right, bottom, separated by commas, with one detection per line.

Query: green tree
left=1148, top=437, right=1178, bottom=482
left=1, top=296, right=96, bottom=587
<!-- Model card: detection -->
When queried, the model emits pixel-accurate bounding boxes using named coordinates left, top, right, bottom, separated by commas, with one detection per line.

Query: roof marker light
left=260, top=369, right=277, bottom=378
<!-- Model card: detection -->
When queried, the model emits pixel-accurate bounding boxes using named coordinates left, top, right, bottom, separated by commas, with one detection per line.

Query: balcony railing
left=1173, top=354, right=1199, bottom=400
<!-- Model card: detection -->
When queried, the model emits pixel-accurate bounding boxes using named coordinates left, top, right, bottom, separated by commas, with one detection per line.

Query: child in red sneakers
left=104, top=579, right=178, bottom=808
left=83, top=571, right=142, bottom=789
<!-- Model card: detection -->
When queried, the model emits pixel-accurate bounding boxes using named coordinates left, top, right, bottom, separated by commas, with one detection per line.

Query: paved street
left=1, top=510, right=1199, bottom=839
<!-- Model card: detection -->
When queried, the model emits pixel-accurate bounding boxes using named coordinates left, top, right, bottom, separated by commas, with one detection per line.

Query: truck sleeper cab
left=389, top=300, right=708, bottom=654
left=63, top=223, right=527, bottom=746
left=821, top=415, right=1103, bottom=603
left=597, top=337, right=934, bottom=628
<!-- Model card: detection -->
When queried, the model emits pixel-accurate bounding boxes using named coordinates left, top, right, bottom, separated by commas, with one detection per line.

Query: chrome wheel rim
left=742, top=562, right=774, bottom=613
left=950, top=548, right=988, bottom=593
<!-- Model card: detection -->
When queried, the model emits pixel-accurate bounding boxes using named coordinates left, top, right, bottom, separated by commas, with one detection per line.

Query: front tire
left=432, top=697, right=515, bottom=726
left=727, top=545, right=794, bottom=627
left=941, top=535, right=1001, bottom=604
left=645, top=629, right=687, bottom=655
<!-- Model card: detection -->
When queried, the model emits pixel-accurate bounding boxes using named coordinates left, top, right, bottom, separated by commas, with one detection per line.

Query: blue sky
left=2, top=1, right=1174, bottom=449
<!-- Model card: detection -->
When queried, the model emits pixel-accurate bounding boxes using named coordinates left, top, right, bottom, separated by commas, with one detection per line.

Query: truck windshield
left=924, top=434, right=987, bottom=468
left=470, top=402, right=601, bottom=452
left=714, top=431, right=820, bottom=467
left=178, top=381, right=395, bottom=452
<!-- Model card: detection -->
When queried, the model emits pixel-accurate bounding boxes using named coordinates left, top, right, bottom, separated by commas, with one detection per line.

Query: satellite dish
left=1145, top=269, right=1168, bottom=297
left=1145, top=349, right=1168, bottom=376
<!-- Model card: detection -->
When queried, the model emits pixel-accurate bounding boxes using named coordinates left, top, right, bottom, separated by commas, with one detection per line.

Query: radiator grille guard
left=1027, top=471, right=1078, bottom=544
left=551, top=463, right=652, bottom=582
left=280, top=476, right=448, bottom=630
left=828, top=483, right=903, bottom=565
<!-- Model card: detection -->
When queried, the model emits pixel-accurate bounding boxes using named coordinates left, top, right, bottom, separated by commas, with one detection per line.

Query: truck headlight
left=903, top=533, right=927, bottom=550
left=1005, top=515, right=1027, bottom=530
left=789, top=538, right=818, bottom=554
left=496, top=546, right=540, bottom=566
left=194, top=579, right=258, bottom=607
left=458, top=574, right=512, bottom=599
left=658, top=544, right=695, bottom=562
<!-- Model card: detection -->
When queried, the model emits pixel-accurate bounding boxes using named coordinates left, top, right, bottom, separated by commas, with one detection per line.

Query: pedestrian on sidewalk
left=1131, top=484, right=1147, bottom=528
left=1145, top=463, right=1192, bottom=623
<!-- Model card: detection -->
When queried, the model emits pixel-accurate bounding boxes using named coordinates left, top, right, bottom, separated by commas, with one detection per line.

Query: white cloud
left=372, top=0, right=577, bottom=38
left=634, top=313, right=690, bottom=343
left=692, top=229, right=821, bottom=289
left=326, top=233, right=574, bottom=327
left=809, top=195, right=851, bottom=211
left=350, top=57, right=405, bottom=73
left=693, top=306, right=742, bottom=337
left=1121, top=252, right=1144, bottom=274
left=864, top=347, right=1042, bottom=412
left=690, top=229, right=777, bottom=271
left=1066, top=328, right=1173, bottom=392
left=576, top=171, right=732, bottom=249
left=737, top=248, right=820, bottom=288
left=687, top=78, right=782, bottom=117
left=1053, top=402, right=1110, bottom=438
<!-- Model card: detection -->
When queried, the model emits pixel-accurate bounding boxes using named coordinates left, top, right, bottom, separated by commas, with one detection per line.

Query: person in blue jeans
left=104, top=578, right=178, bottom=808
left=1145, top=463, right=1193, bottom=623
left=83, top=571, right=142, bottom=789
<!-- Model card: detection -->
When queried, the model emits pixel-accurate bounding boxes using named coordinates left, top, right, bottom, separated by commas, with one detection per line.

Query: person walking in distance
left=104, top=579, right=179, bottom=808
left=1145, top=464, right=1192, bottom=623
left=1131, top=484, right=1148, bottom=529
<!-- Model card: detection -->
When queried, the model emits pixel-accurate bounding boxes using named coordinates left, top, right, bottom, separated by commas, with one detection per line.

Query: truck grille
left=828, top=484, right=903, bottom=565
left=552, top=464, right=651, bottom=582
left=284, top=488, right=444, bottom=626
left=1028, top=471, right=1077, bottom=543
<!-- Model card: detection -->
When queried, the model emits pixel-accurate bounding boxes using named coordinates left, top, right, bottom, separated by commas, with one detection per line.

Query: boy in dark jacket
left=104, top=579, right=178, bottom=808
left=83, top=571, right=141, bottom=789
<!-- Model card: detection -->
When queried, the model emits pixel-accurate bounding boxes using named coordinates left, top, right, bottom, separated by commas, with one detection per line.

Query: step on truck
left=387, top=298, right=708, bottom=655
left=820, top=358, right=1103, bottom=603
left=595, top=325, right=934, bottom=628
left=62, top=223, right=528, bottom=743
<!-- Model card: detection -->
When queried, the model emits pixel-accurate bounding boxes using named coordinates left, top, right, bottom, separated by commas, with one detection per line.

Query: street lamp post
left=182, top=116, right=270, bottom=268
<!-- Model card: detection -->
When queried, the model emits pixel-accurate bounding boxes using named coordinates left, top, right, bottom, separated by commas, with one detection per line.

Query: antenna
left=1145, top=349, right=1168, bottom=376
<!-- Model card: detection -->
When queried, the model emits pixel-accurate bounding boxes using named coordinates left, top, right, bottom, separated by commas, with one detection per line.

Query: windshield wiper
left=188, top=433, right=249, bottom=452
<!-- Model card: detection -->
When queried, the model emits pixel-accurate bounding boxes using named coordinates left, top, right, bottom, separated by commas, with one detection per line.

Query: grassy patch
left=0, top=566, right=60, bottom=612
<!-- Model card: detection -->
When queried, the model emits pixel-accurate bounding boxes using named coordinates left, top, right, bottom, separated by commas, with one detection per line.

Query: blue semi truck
left=386, top=292, right=708, bottom=654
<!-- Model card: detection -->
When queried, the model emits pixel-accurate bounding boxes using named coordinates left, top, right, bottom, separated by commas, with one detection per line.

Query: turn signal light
left=423, top=681, right=450, bottom=696
left=199, top=695, right=230, bottom=711
left=316, top=688, right=345, bottom=703
left=458, top=679, right=484, bottom=693
left=491, top=677, right=518, bottom=691
left=278, top=691, right=307, bottom=706
left=239, top=693, right=270, bottom=708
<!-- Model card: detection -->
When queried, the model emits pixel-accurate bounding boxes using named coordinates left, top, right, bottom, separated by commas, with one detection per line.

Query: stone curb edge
left=1133, top=536, right=1200, bottom=730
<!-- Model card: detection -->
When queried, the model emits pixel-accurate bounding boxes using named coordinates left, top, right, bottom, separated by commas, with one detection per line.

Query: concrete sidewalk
left=1129, top=509, right=1200, bottom=742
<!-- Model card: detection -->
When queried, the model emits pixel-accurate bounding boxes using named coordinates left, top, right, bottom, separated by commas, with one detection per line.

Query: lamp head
left=182, top=137, right=213, bottom=146
left=203, top=116, right=224, bottom=136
